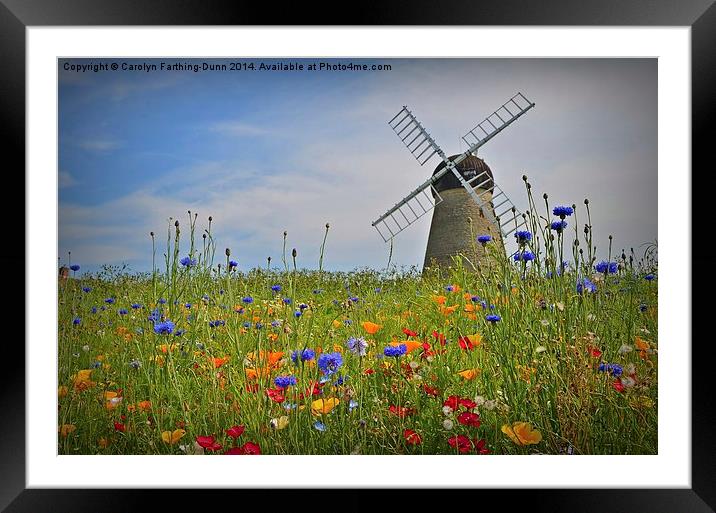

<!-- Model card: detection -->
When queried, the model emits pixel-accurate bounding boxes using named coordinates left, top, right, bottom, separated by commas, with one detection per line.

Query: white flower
left=442, top=406, right=454, bottom=416
left=82, top=345, right=90, bottom=352
left=484, top=400, right=497, bottom=411
left=535, top=346, right=547, bottom=353
left=619, top=344, right=633, bottom=354
left=179, top=442, right=204, bottom=455
left=442, top=419, right=454, bottom=430
left=540, top=319, right=549, bottom=327
left=587, top=314, right=596, bottom=321
left=621, top=376, right=636, bottom=387
left=474, top=395, right=486, bottom=406
left=426, top=355, right=434, bottom=363
left=409, top=361, right=419, bottom=370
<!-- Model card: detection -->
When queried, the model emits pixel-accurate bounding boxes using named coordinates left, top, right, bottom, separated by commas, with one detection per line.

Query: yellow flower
left=311, top=397, right=340, bottom=416
left=457, top=368, right=480, bottom=380
left=161, top=429, right=186, bottom=445
left=72, top=369, right=96, bottom=391
left=98, top=437, right=110, bottom=448
left=154, top=355, right=165, bottom=367
left=59, top=424, right=76, bottom=437
left=501, top=422, right=542, bottom=446
left=58, top=386, right=68, bottom=398
left=362, top=321, right=382, bottom=335
left=270, top=416, right=289, bottom=430
left=332, top=319, right=342, bottom=329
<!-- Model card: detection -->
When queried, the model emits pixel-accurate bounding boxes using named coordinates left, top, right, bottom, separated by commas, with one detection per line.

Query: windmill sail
left=373, top=93, right=534, bottom=242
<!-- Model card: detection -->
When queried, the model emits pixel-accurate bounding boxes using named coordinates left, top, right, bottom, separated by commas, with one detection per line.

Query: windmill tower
left=371, top=92, right=535, bottom=270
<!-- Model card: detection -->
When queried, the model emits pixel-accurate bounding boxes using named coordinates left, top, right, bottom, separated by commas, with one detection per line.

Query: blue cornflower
left=105, top=297, right=115, bottom=304
left=383, top=344, right=407, bottom=357
left=174, top=329, right=185, bottom=337
left=317, top=352, right=343, bottom=375
left=131, top=303, right=142, bottom=309
left=82, top=287, right=92, bottom=293
left=283, top=298, right=292, bottom=305
left=242, top=296, right=254, bottom=304
left=294, top=310, right=302, bottom=318
left=639, top=303, right=648, bottom=312
left=470, top=295, right=480, bottom=302
left=208, top=319, right=225, bottom=328
left=91, top=361, right=102, bottom=369
left=335, top=374, right=347, bottom=386
left=271, top=320, right=281, bottom=328
left=271, top=284, right=282, bottom=292
left=343, top=319, right=353, bottom=326
left=242, top=321, right=251, bottom=328
left=118, top=308, right=128, bottom=315
left=180, top=256, right=197, bottom=267
left=348, top=400, right=359, bottom=412
left=514, top=251, right=534, bottom=262
left=100, top=306, right=106, bottom=311
left=486, top=314, right=501, bottom=323
left=375, top=287, right=382, bottom=293
left=515, top=230, right=532, bottom=244
left=598, top=363, right=623, bottom=377
left=255, top=322, right=263, bottom=329
left=346, top=336, right=368, bottom=357
left=291, top=348, right=316, bottom=364
left=477, top=235, right=492, bottom=244
left=274, top=375, right=297, bottom=389
left=595, top=261, right=618, bottom=274
left=90, top=307, right=97, bottom=314
left=70, top=264, right=80, bottom=272
left=312, top=289, right=323, bottom=294
left=184, top=303, right=192, bottom=309
left=644, top=274, right=655, bottom=281
left=299, top=303, right=308, bottom=310
left=445, top=285, right=454, bottom=292
left=514, top=251, right=535, bottom=262
left=553, top=206, right=574, bottom=218
left=349, top=296, right=359, bottom=303
left=73, top=317, right=81, bottom=325
left=228, top=260, right=238, bottom=269
left=147, top=308, right=161, bottom=323
left=158, top=298, right=167, bottom=304
left=153, top=320, right=175, bottom=335
left=550, top=220, right=568, bottom=232
left=577, top=277, right=597, bottom=294
left=313, top=421, right=327, bottom=432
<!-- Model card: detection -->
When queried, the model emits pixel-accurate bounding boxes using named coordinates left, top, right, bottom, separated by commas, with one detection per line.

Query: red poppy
left=363, top=368, right=375, bottom=375
left=448, top=435, right=472, bottom=454
left=473, top=438, right=490, bottom=454
left=114, top=422, right=126, bottom=432
left=225, top=447, right=245, bottom=454
left=423, top=384, right=439, bottom=397
left=458, top=336, right=476, bottom=351
left=265, top=388, right=285, bottom=403
left=612, top=379, right=625, bottom=393
left=457, top=411, right=481, bottom=428
left=225, top=425, right=246, bottom=438
left=389, top=405, right=415, bottom=417
left=403, top=429, right=422, bottom=445
left=432, top=331, right=447, bottom=345
left=458, top=398, right=477, bottom=410
left=402, top=328, right=418, bottom=337
left=236, top=441, right=261, bottom=454
left=196, top=435, right=223, bottom=452
left=587, top=346, right=602, bottom=358
left=443, top=396, right=460, bottom=411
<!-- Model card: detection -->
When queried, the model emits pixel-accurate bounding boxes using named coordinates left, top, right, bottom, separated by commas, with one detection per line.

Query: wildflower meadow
left=57, top=181, right=658, bottom=455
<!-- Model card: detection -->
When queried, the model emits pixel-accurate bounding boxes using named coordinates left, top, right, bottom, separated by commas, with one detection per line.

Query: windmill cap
left=432, top=154, right=494, bottom=194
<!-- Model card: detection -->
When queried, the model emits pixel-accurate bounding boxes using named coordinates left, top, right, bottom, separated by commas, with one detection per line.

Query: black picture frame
left=5, top=1, right=712, bottom=511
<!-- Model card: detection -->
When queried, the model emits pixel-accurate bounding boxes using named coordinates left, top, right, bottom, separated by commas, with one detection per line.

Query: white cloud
left=76, top=138, right=122, bottom=152
left=209, top=121, right=270, bottom=137
left=58, top=171, right=76, bottom=188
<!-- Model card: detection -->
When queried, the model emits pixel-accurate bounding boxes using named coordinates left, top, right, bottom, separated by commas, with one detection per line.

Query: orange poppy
left=59, top=424, right=76, bottom=437
left=501, top=422, right=542, bottom=446
left=311, top=398, right=340, bottom=416
left=390, top=339, right=423, bottom=354
left=137, top=400, right=152, bottom=412
left=432, top=295, right=447, bottom=305
left=362, top=321, right=383, bottom=335
left=457, top=369, right=480, bottom=380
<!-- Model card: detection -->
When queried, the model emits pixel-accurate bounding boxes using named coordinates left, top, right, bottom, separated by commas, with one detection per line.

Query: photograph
left=56, top=56, right=659, bottom=456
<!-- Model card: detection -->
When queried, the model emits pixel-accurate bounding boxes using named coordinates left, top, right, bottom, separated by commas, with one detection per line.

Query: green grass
left=57, top=195, right=658, bottom=455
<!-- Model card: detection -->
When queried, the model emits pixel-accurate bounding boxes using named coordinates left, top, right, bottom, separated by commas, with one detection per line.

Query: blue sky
left=59, top=58, right=657, bottom=274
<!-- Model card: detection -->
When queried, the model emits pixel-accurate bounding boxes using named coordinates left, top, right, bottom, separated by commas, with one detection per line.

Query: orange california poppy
left=362, top=321, right=383, bottom=335
left=311, top=398, right=340, bottom=416
left=501, top=422, right=542, bottom=446
left=457, top=368, right=480, bottom=380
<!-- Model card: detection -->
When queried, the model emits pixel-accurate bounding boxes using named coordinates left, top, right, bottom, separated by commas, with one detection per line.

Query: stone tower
left=423, top=154, right=503, bottom=270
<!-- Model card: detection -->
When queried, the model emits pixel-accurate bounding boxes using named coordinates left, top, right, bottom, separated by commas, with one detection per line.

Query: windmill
left=371, top=92, right=535, bottom=270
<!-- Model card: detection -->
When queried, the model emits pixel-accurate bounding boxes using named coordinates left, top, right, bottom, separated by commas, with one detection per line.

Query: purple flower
left=346, top=337, right=368, bottom=356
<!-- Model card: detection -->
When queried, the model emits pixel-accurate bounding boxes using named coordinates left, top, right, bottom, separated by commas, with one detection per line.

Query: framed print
left=6, top=0, right=713, bottom=511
